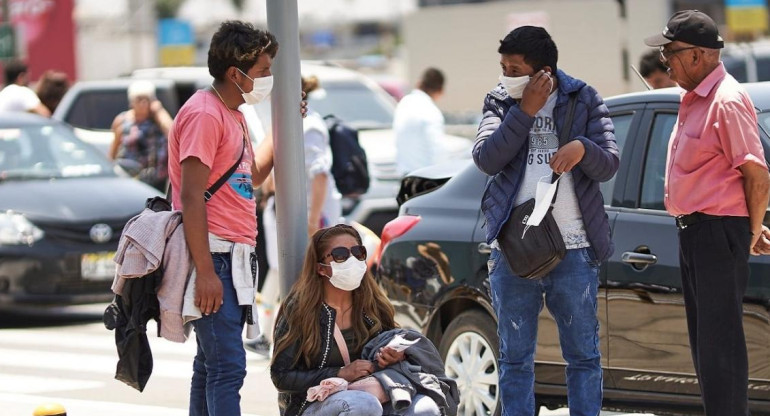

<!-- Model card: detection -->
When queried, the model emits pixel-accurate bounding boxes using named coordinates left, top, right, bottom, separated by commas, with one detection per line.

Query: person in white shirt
left=394, top=67, right=446, bottom=176
left=0, top=60, right=50, bottom=117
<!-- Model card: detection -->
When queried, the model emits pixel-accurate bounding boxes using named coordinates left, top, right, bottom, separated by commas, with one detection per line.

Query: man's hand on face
left=300, top=91, right=308, bottom=118
left=520, top=70, right=553, bottom=117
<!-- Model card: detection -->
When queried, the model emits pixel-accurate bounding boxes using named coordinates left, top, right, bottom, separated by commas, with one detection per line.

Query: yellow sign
left=726, top=6, right=769, bottom=33
left=159, top=45, right=195, bottom=67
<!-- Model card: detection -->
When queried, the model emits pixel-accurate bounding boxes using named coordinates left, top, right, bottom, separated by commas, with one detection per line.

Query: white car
left=52, top=63, right=472, bottom=235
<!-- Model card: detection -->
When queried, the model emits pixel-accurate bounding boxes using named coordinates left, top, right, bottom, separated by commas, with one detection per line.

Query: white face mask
left=499, top=74, right=530, bottom=99
left=499, top=73, right=553, bottom=99
left=236, top=69, right=273, bottom=105
left=322, top=256, right=367, bottom=291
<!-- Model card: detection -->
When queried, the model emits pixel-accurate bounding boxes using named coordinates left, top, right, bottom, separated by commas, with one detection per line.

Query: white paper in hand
left=524, top=174, right=561, bottom=235
left=385, top=334, right=419, bottom=352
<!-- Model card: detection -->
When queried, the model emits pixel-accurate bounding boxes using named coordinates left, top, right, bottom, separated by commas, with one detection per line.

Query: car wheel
left=439, top=310, right=500, bottom=416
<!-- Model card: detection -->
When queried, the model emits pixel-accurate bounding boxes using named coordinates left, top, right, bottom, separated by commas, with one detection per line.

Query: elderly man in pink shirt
left=645, top=10, right=770, bottom=416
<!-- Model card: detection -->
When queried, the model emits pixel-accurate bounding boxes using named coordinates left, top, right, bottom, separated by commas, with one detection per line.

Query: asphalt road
left=0, top=303, right=661, bottom=416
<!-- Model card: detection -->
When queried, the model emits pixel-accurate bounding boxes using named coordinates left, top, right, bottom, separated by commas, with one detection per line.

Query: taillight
left=375, top=215, right=421, bottom=263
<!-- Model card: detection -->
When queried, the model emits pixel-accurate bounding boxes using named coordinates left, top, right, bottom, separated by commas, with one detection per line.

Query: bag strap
left=333, top=323, right=351, bottom=366
left=550, top=91, right=579, bottom=204
left=165, top=134, right=246, bottom=203
left=204, top=135, right=246, bottom=201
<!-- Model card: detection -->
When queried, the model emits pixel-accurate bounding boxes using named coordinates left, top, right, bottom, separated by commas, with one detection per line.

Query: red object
left=375, top=215, right=421, bottom=264
left=8, top=0, right=77, bottom=81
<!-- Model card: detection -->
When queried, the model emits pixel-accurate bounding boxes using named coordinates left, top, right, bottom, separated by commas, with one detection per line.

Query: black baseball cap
left=645, top=10, right=724, bottom=49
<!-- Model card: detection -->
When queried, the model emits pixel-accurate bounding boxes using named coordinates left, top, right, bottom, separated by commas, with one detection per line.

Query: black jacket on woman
left=270, top=298, right=392, bottom=416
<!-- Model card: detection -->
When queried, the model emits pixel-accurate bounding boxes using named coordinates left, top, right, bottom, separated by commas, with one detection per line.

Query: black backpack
left=323, top=114, right=370, bottom=196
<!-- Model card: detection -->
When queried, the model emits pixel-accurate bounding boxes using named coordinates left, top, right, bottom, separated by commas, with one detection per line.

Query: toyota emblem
left=89, top=223, right=113, bottom=243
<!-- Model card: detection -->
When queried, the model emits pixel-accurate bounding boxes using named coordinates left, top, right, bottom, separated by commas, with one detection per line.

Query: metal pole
left=266, top=0, right=307, bottom=299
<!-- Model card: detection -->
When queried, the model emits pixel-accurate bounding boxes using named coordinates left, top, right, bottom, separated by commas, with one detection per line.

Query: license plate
left=81, top=252, right=116, bottom=281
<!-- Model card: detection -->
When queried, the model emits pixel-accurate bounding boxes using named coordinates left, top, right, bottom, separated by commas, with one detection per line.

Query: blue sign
left=725, top=0, right=766, bottom=7
left=158, top=19, right=194, bottom=47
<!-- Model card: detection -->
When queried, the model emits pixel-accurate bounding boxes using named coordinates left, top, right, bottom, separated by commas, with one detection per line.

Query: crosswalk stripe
left=0, top=392, right=265, bottom=416
left=0, top=324, right=200, bottom=356
left=0, top=347, right=268, bottom=379
left=0, top=374, right=103, bottom=394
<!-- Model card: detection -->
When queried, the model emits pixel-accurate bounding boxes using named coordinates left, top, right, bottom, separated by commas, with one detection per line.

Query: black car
left=377, top=84, right=770, bottom=415
left=0, top=114, right=160, bottom=310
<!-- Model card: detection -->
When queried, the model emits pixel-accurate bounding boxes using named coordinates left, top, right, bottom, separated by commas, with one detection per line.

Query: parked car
left=52, top=63, right=472, bottom=236
left=377, top=84, right=770, bottom=415
left=0, top=114, right=160, bottom=310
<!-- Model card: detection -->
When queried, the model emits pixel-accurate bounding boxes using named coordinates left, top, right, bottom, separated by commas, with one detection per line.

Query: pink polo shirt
left=664, top=63, right=767, bottom=217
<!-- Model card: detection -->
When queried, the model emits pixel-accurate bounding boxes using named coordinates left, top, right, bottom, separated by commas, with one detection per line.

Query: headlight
left=0, top=211, right=44, bottom=246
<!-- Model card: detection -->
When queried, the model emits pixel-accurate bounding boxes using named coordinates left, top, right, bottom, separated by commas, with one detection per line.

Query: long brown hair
left=272, top=224, right=396, bottom=368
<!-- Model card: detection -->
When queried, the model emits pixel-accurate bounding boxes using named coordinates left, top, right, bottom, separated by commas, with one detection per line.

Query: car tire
left=439, top=310, right=502, bottom=416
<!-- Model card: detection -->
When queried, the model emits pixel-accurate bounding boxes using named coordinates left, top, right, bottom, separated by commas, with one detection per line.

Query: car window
left=65, top=88, right=177, bottom=131
left=0, top=124, right=114, bottom=180
left=640, top=112, right=677, bottom=210
left=65, top=90, right=128, bottom=131
left=723, top=55, right=748, bottom=82
left=308, top=81, right=394, bottom=129
left=757, top=56, right=770, bottom=82
left=759, top=111, right=770, bottom=137
left=600, top=112, right=633, bottom=202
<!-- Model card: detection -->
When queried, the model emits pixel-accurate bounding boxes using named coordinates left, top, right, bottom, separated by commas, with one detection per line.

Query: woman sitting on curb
left=270, top=224, right=446, bottom=416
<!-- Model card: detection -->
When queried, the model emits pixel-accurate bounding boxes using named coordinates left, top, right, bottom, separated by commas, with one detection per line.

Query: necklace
left=210, top=84, right=250, bottom=150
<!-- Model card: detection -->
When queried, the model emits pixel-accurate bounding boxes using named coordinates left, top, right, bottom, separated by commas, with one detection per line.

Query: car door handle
left=621, top=252, right=658, bottom=265
left=478, top=243, right=492, bottom=254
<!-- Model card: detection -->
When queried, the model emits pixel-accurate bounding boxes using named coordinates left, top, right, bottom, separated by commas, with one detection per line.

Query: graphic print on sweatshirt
left=514, top=92, right=589, bottom=249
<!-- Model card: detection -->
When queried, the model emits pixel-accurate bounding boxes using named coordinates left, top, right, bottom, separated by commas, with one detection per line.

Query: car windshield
left=0, top=123, right=114, bottom=181
left=308, top=81, right=394, bottom=130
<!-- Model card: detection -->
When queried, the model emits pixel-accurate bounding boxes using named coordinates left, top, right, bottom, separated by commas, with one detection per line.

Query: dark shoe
left=245, top=335, right=271, bottom=356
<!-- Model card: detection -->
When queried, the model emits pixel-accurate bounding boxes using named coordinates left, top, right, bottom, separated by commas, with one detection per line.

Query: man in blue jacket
left=472, top=26, right=619, bottom=416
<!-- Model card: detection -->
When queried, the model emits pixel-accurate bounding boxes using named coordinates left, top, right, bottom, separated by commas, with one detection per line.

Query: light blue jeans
left=189, top=253, right=247, bottom=416
left=304, top=390, right=441, bottom=416
left=488, top=247, right=602, bottom=416
left=303, top=390, right=383, bottom=415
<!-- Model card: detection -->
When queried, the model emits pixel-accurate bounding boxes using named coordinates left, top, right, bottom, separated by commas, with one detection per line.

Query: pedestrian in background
left=35, top=70, right=70, bottom=114
left=644, top=10, right=770, bottom=415
left=109, top=80, right=173, bottom=191
left=638, top=49, right=677, bottom=89
left=472, top=26, right=619, bottom=416
left=301, top=75, right=342, bottom=236
left=167, top=21, right=282, bottom=416
left=0, top=60, right=51, bottom=117
left=394, top=67, right=446, bottom=176
left=245, top=75, right=342, bottom=356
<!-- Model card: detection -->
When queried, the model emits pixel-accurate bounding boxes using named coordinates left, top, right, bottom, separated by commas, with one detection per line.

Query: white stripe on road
left=0, top=374, right=103, bottom=393
left=0, top=392, right=265, bottom=416
left=0, top=347, right=268, bottom=380
left=0, top=325, right=199, bottom=355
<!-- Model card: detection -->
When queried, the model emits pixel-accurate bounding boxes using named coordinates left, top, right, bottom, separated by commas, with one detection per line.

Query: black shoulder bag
left=497, top=92, right=578, bottom=279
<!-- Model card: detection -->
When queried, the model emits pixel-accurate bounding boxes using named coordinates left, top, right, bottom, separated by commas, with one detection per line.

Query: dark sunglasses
left=322, top=245, right=367, bottom=263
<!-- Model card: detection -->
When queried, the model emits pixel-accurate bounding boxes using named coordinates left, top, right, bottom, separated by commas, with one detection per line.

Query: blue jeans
left=489, top=247, right=602, bottom=416
left=303, top=390, right=383, bottom=415
left=189, top=253, right=247, bottom=416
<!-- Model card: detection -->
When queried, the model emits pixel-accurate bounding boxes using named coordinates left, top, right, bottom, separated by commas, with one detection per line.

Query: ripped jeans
left=488, top=247, right=602, bottom=416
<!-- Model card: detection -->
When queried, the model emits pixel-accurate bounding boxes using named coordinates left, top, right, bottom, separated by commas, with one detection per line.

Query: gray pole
left=266, top=0, right=307, bottom=298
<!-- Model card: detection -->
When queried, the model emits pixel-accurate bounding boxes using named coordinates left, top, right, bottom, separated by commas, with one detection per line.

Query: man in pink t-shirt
left=645, top=10, right=770, bottom=415
left=167, top=21, right=305, bottom=416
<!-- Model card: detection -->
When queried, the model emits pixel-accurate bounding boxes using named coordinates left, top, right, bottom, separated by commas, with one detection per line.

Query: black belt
left=675, top=212, right=725, bottom=230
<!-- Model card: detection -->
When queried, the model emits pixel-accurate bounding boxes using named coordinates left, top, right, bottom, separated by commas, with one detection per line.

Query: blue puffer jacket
left=472, top=70, right=619, bottom=262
